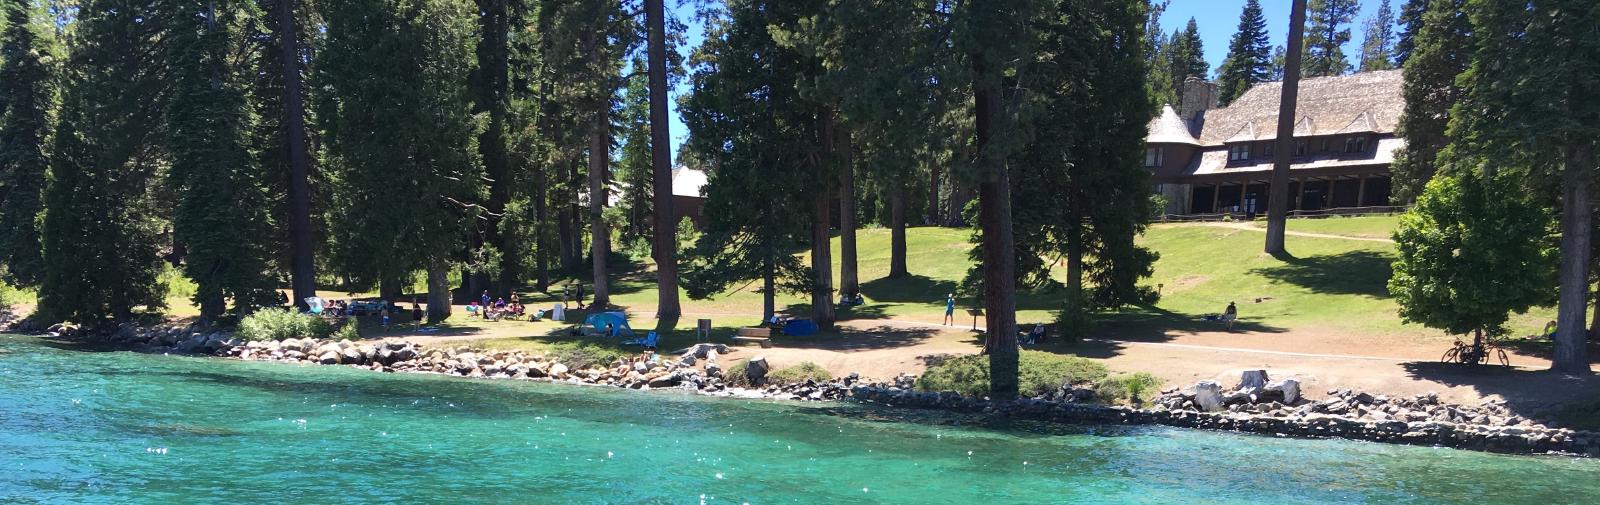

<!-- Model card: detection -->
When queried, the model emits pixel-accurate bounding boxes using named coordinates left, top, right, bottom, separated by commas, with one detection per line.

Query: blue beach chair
left=623, top=331, right=659, bottom=348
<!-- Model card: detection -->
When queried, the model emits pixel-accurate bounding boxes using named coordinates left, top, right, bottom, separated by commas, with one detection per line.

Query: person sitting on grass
left=466, top=300, right=479, bottom=318
left=1223, top=302, right=1238, bottom=331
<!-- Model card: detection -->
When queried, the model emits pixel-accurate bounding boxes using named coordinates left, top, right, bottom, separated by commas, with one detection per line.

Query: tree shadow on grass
left=766, top=325, right=941, bottom=351
left=1247, top=250, right=1394, bottom=298
left=1092, top=303, right=1288, bottom=342
left=860, top=275, right=957, bottom=304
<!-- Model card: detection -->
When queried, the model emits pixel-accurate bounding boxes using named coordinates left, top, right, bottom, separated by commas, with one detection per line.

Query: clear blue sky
left=664, top=0, right=1393, bottom=160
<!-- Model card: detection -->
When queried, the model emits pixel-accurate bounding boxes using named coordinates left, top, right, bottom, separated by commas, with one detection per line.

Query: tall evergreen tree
left=269, top=0, right=316, bottom=310
left=646, top=0, right=681, bottom=319
left=1394, top=0, right=1429, bottom=66
left=1390, top=0, right=1469, bottom=202
left=1358, top=0, right=1397, bottom=71
left=0, top=0, right=54, bottom=287
left=1216, top=0, right=1271, bottom=106
left=1144, top=0, right=1175, bottom=111
left=1164, top=17, right=1207, bottom=106
left=38, top=0, right=170, bottom=324
left=316, top=0, right=485, bottom=322
left=162, top=0, right=278, bottom=322
left=615, top=66, right=653, bottom=246
left=1449, top=0, right=1598, bottom=374
left=1268, top=43, right=1287, bottom=80
left=1303, top=0, right=1358, bottom=76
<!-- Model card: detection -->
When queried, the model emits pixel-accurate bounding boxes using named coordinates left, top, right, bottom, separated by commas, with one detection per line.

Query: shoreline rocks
left=11, top=320, right=1596, bottom=459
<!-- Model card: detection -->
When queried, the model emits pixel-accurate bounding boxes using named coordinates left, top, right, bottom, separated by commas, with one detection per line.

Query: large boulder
left=549, top=363, right=569, bottom=379
left=1265, top=379, right=1301, bottom=404
left=1238, top=370, right=1269, bottom=390
left=677, top=343, right=731, bottom=359
left=1193, top=381, right=1224, bottom=412
left=705, top=361, right=723, bottom=378
left=745, top=356, right=770, bottom=386
left=318, top=351, right=341, bottom=365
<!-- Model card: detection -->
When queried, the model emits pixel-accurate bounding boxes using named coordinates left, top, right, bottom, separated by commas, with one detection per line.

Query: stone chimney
left=1177, top=76, right=1218, bottom=124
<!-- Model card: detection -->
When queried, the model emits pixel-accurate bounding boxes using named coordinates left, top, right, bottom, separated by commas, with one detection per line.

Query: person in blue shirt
left=943, top=293, right=956, bottom=326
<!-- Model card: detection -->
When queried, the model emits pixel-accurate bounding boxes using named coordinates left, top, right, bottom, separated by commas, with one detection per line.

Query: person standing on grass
left=943, top=293, right=956, bottom=326
left=412, top=300, right=423, bottom=329
left=1223, top=302, right=1238, bottom=331
left=575, top=282, right=585, bottom=309
left=480, top=290, right=490, bottom=308
left=381, top=309, right=391, bottom=334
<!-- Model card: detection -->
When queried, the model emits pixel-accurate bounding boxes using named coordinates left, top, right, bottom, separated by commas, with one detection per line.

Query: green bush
left=1094, top=372, right=1163, bottom=405
left=544, top=340, right=632, bottom=369
left=236, top=308, right=334, bottom=341
left=331, top=321, right=360, bottom=341
left=916, top=351, right=1108, bottom=397
left=767, top=362, right=831, bottom=384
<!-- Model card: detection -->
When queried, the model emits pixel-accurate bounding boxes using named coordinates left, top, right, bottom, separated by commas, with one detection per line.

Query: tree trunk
left=974, top=52, right=1018, bottom=400
left=589, top=98, right=611, bottom=308
left=762, top=262, right=776, bottom=322
left=927, top=160, right=942, bottom=226
left=646, top=0, right=680, bottom=319
left=380, top=276, right=402, bottom=301
left=1265, top=0, right=1305, bottom=256
left=426, top=259, right=451, bottom=323
left=1554, top=144, right=1594, bottom=374
left=278, top=0, right=316, bottom=310
left=838, top=127, right=859, bottom=298
left=1589, top=285, right=1599, bottom=343
left=811, top=110, right=837, bottom=329
left=534, top=167, right=550, bottom=291
left=889, top=182, right=908, bottom=277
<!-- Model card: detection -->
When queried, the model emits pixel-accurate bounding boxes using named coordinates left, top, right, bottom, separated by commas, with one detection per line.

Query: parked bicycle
left=1440, top=338, right=1510, bottom=367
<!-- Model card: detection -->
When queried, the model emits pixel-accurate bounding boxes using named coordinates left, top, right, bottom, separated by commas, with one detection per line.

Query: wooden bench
left=732, top=327, right=773, bottom=348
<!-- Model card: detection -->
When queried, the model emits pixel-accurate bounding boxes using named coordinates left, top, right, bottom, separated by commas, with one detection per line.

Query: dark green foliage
left=766, top=362, right=831, bottom=384
left=615, top=65, right=653, bottom=246
left=1163, top=18, right=1207, bottom=104
left=915, top=351, right=1110, bottom=398
left=163, top=0, right=278, bottom=320
left=315, top=0, right=485, bottom=316
left=1217, top=0, right=1272, bottom=106
left=679, top=0, right=816, bottom=319
left=1094, top=372, right=1162, bottom=405
left=1358, top=0, right=1396, bottom=71
left=1394, top=0, right=1428, bottom=66
left=38, top=0, right=170, bottom=324
left=1390, top=0, right=1469, bottom=202
left=0, top=0, right=53, bottom=287
left=1303, top=0, right=1359, bottom=77
left=1389, top=172, right=1552, bottom=338
left=235, top=307, right=335, bottom=341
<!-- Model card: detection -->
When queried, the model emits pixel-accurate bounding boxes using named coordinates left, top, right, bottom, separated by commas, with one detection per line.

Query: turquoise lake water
left=3, top=333, right=1599, bottom=504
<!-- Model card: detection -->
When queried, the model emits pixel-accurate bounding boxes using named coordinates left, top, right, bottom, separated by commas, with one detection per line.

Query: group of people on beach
left=467, top=290, right=525, bottom=320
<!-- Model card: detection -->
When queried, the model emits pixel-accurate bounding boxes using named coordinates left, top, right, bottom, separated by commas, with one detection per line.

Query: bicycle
left=1440, top=338, right=1511, bottom=367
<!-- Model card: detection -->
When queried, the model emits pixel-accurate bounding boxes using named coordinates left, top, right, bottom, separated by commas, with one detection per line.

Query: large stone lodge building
left=1146, top=69, right=1403, bottom=216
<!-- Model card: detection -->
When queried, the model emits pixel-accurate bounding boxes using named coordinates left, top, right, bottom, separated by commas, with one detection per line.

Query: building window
left=1145, top=147, right=1163, bottom=167
left=1344, top=136, right=1368, bottom=153
left=1294, top=140, right=1308, bottom=156
left=1263, top=142, right=1275, bottom=157
left=1229, top=144, right=1250, bottom=161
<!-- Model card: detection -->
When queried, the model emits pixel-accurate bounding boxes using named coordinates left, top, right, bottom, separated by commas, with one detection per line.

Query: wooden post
left=1185, top=184, right=1195, bottom=214
left=1327, top=177, right=1337, bottom=208
left=1294, top=178, right=1306, bottom=212
left=1356, top=174, right=1368, bottom=207
left=1211, top=182, right=1221, bottom=213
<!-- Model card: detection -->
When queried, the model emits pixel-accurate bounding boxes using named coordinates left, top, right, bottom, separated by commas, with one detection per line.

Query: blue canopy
left=584, top=311, right=634, bottom=337
left=783, top=319, right=818, bottom=336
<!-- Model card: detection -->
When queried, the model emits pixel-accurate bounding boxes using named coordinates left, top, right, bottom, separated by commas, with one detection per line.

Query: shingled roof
left=1192, top=69, right=1403, bottom=145
left=1146, top=105, right=1200, bottom=145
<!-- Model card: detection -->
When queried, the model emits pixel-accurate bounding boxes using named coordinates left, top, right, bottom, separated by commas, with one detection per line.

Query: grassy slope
left=132, top=215, right=1557, bottom=354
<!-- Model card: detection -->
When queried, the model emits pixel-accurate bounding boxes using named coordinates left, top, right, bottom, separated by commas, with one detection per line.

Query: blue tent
left=584, top=311, right=634, bottom=337
left=783, top=319, right=818, bottom=336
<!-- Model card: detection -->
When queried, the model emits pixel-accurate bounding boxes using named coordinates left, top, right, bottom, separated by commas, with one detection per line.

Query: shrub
left=1094, top=373, right=1163, bottom=405
left=330, top=321, right=360, bottom=341
left=916, top=351, right=1108, bottom=397
left=544, top=340, right=632, bottom=369
left=767, top=362, right=831, bottom=384
left=236, top=308, right=334, bottom=341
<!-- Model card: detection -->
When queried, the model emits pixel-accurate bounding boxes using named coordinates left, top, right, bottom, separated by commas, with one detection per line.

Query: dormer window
left=1344, top=136, right=1368, bottom=153
left=1145, top=147, right=1163, bottom=168
left=1228, top=144, right=1250, bottom=161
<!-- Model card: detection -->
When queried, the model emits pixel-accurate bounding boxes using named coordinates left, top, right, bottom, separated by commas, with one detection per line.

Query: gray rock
left=1238, top=370, right=1269, bottom=390
left=1265, top=379, right=1301, bottom=404
left=1194, top=381, right=1224, bottom=412
left=679, top=354, right=696, bottom=367
left=745, top=356, right=770, bottom=386
left=318, top=351, right=341, bottom=365
left=705, top=362, right=723, bottom=378
left=549, top=363, right=569, bottom=379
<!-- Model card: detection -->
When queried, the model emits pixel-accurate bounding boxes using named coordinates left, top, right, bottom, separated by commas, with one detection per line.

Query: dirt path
left=1200, top=221, right=1395, bottom=243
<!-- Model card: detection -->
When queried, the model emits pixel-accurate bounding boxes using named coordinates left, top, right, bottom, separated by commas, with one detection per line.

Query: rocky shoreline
left=10, top=319, right=1597, bottom=458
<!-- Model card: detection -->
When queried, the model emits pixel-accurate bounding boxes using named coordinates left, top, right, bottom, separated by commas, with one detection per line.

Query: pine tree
left=1358, top=0, right=1397, bottom=71
left=1144, top=1, right=1175, bottom=110
left=1216, top=0, right=1271, bottom=106
left=1164, top=18, right=1208, bottom=103
left=162, top=0, right=278, bottom=322
left=646, top=0, right=681, bottom=319
left=680, top=0, right=816, bottom=322
left=1394, top=0, right=1429, bottom=66
left=1391, top=0, right=1468, bottom=202
left=1303, top=0, right=1358, bottom=77
left=316, top=0, right=485, bottom=322
left=615, top=66, right=653, bottom=246
left=1269, top=43, right=1287, bottom=80
left=0, top=0, right=54, bottom=287
left=1448, top=0, right=1599, bottom=374
left=38, top=0, right=170, bottom=324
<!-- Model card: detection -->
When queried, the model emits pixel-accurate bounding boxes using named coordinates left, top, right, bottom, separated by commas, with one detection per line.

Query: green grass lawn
left=1247, top=214, right=1403, bottom=239
left=119, top=214, right=1555, bottom=348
